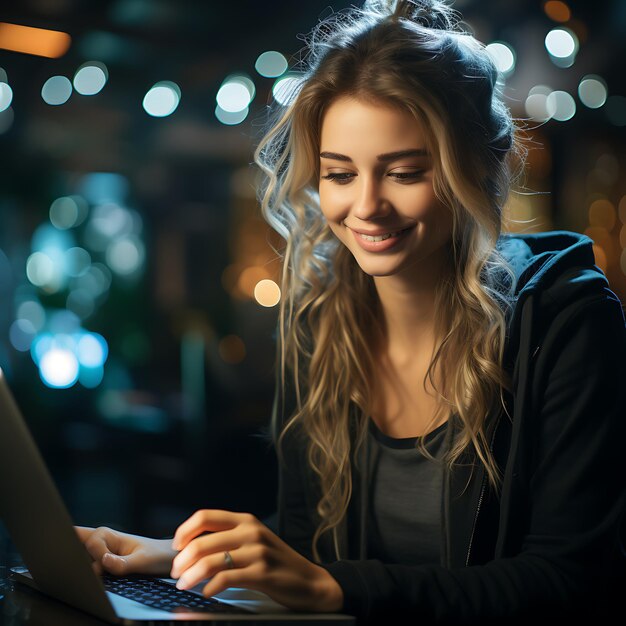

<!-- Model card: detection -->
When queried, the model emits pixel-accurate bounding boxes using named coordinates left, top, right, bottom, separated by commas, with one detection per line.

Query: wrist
left=313, top=565, right=344, bottom=612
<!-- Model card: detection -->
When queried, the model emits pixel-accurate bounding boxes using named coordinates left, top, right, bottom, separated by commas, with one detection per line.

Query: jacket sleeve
left=321, top=293, right=626, bottom=624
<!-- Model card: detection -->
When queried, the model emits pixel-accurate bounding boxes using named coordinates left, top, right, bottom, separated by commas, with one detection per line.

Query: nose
left=352, top=176, right=391, bottom=221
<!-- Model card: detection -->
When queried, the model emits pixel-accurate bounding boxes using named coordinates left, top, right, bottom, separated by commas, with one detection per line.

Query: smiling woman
left=75, top=0, right=626, bottom=623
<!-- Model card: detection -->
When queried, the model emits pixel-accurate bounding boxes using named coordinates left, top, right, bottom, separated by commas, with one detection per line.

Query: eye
left=388, top=170, right=425, bottom=183
left=321, top=172, right=355, bottom=185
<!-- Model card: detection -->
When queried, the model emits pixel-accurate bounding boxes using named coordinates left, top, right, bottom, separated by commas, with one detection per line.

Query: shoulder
left=501, top=229, right=625, bottom=371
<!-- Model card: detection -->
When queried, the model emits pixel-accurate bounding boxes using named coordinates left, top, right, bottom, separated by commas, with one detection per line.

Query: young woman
left=78, top=0, right=626, bottom=622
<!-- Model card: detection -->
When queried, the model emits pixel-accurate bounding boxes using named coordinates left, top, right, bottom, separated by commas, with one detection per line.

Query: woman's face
left=318, top=96, right=453, bottom=279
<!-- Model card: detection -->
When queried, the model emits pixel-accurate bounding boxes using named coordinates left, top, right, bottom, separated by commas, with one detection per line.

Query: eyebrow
left=319, top=149, right=429, bottom=162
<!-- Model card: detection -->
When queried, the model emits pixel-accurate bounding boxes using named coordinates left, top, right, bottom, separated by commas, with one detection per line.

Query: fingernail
left=176, top=577, right=187, bottom=590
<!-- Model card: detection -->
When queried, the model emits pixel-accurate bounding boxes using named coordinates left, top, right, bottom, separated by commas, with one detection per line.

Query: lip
left=348, top=226, right=411, bottom=236
left=348, top=225, right=413, bottom=253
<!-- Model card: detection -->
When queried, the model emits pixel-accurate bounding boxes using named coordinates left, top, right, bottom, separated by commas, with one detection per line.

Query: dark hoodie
left=274, top=230, right=626, bottom=624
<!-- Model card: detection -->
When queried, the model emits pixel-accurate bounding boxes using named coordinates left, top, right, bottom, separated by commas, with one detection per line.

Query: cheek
left=319, top=188, right=346, bottom=225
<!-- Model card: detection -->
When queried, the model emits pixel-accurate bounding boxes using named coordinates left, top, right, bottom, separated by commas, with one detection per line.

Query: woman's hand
left=75, top=526, right=178, bottom=577
left=170, top=510, right=343, bottom=613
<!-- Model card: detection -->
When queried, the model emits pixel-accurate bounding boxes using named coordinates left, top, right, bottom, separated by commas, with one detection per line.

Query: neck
left=372, top=248, right=451, bottom=361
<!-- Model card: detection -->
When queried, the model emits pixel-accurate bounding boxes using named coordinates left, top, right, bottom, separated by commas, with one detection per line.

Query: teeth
left=359, top=229, right=405, bottom=242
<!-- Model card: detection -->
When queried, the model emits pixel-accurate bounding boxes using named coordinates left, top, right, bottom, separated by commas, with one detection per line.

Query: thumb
left=102, top=552, right=131, bottom=575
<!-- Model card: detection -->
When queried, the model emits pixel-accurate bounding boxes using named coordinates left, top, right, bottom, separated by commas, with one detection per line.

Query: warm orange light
left=584, top=226, right=611, bottom=250
left=592, top=244, right=607, bottom=272
left=254, top=279, right=281, bottom=307
left=544, top=1, right=571, bottom=22
left=588, top=199, right=616, bottom=231
left=0, top=22, right=71, bottom=58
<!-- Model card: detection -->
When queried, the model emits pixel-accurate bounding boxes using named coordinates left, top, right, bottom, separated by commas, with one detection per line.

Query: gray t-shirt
left=366, top=419, right=448, bottom=565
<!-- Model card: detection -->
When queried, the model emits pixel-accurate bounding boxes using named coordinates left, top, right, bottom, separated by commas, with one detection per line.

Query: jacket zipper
left=464, top=404, right=505, bottom=566
left=464, top=342, right=541, bottom=565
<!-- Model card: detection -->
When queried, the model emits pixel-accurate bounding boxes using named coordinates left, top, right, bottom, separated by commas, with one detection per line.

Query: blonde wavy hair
left=255, top=0, right=524, bottom=561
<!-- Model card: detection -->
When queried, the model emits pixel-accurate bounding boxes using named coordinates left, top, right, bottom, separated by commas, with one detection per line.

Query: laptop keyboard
left=102, top=574, right=251, bottom=613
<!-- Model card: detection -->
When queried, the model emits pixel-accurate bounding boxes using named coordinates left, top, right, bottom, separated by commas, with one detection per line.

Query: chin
left=352, top=257, right=408, bottom=277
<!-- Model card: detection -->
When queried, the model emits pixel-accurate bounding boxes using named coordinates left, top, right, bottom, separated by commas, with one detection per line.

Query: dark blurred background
left=0, top=0, right=624, bottom=555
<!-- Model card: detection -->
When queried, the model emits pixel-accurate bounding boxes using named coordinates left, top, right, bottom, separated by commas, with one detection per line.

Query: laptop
left=0, top=368, right=354, bottom=623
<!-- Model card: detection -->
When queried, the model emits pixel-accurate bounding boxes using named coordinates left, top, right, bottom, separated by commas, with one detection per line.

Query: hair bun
left=364, top=0, right=459, bottom=31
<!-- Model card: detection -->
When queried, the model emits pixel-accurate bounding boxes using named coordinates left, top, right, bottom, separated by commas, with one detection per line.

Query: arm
left=321, top=294, right=626, bottom=623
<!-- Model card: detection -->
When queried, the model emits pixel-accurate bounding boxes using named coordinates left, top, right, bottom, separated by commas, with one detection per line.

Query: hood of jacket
left=498, top=229, right=616, bottom=363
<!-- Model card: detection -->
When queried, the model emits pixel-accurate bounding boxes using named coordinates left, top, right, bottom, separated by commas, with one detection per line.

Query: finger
left=172, top=510, right=250, bottom=550
left=101, top=552, right=131, bottom=576
left=171, top=528, right=242, bottom=578
left=201, top=566, right=257, bottom=599
left=83, top=533, right=110, bottom=563
left=83, top=528, right=122, bottom=566
left=74, top=526, right=94, bottom=542
left=176, top=546, right=250, bottom=591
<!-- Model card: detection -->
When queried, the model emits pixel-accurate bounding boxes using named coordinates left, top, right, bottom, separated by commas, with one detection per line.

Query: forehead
left=320, top=97, right=427, bottom=154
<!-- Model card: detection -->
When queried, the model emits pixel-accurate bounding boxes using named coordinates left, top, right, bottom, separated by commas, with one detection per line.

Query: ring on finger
left=223, top=551, right=234, bottom=570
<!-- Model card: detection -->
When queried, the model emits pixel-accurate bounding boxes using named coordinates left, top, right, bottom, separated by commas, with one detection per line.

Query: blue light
left=32, top=223, right=74, bottom=254
left=79, top=364, right=104, bottom=388
left=9, top=319, right=36, bottom=352
left=78, top=172, right=129, bottom=204
left=31, top=332, right=54, bottom=365
left=39, top=347, right=79, bottom=388
left=77, top=332, right=108, bottom=368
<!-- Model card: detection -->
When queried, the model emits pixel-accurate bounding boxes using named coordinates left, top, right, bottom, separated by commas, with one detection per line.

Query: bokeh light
left=578, top=75, right=608, bottom=109
left=41, top=75, right=72, bottom=105
left=272, top=75, right=301, bottom=106
left=254, top=279, right=281, bottom=307
left=39, top=348, right=79, bottom=388
left=79, top=365, right=104, bottom=388
left=9, top=319, right=36, bottom=352
left=26, top=252, right=56, bottom=288
left=49, top=195, right=89, bottom=229
left=544, top=1, right=571, bottom=22
left=255, top=51, right=288, bottom=78
left=544, top=27, right=578, bottom=67
left=546, top=90, right=576, bottom=121
left=588, top=199, right=616, bottom=231
left=545, top=27, right=577, bottom=57
left=485, top=42, right=516, bottom=77
left=105, top=236, right=145, bottom=275
left=79, top=172, right=128, bottom=205
left=215, top=105, right=249, bottom=125
left=525, top=85, right=556, bottom=122
left=237, top=266, right=269, bottom=298
left=0, top=81, right=13, bottom=112
left=30, top=330, right=109, bottom=389
left=73, top=61, right=108, bottom=95
left=142, top=81, right=181, bottom=117
left=64, top=247, right=91, bottom=277
left=77, top=332, right=108, bottom=368
left=216, top=77, right=253, bottom=113
left=619, top=196, right=626, bottom=225
left=16, top=300, right=46, bottom=331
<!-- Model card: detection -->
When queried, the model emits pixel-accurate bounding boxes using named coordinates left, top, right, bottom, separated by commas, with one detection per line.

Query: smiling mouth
left=352, top=227, right=412, bottom=242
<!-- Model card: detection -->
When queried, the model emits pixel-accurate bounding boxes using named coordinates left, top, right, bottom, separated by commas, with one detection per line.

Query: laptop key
left=102, top=574, right=250, bottom=614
